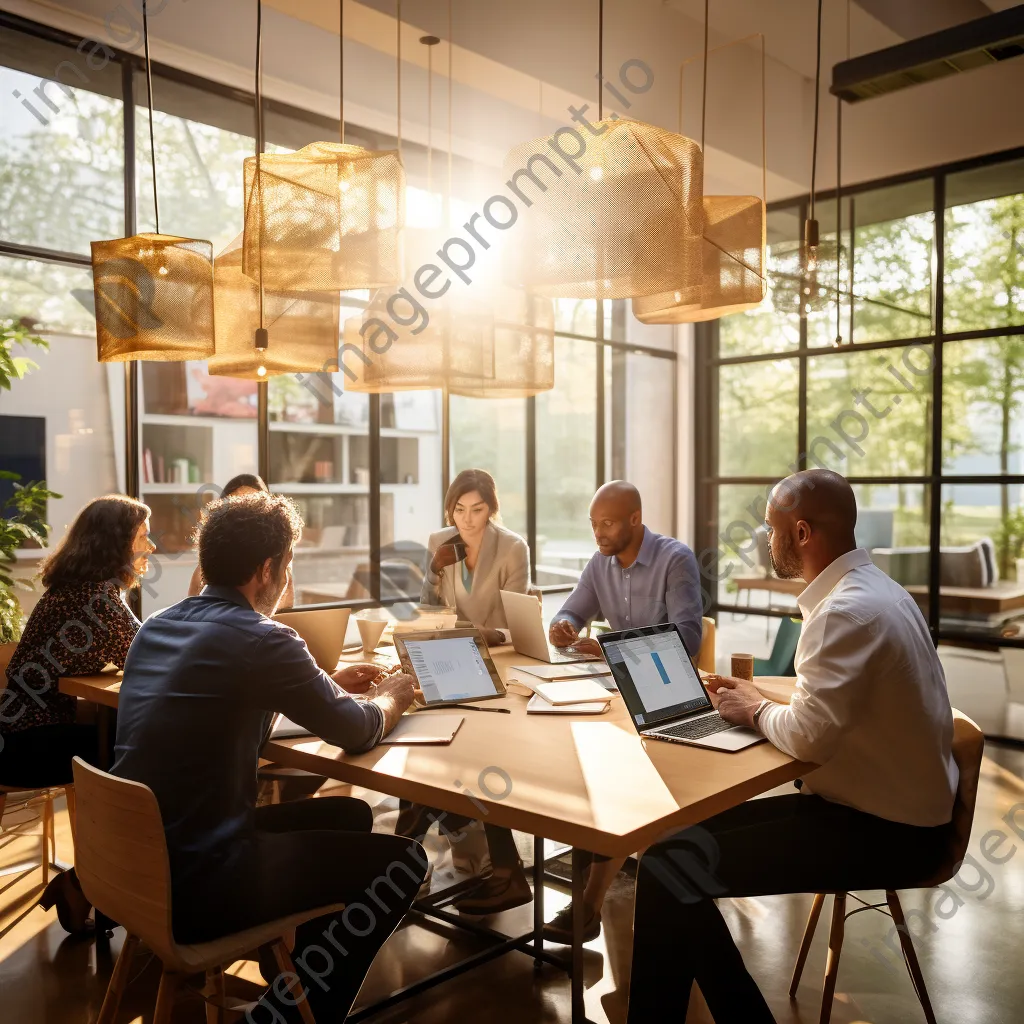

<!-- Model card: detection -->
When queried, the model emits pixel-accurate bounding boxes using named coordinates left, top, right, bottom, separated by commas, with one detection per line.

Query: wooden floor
left=3, top=747, right=1024, bottom=1023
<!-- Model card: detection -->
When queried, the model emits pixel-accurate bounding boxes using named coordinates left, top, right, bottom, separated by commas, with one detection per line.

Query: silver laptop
left=274, top=607, right=352, bottom=672
left=500, top=590, right=600, bottom=664
left=597, top=622, right=764, bottom=752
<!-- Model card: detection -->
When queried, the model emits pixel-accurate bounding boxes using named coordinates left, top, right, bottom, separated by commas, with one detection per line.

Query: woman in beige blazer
left=420, top=469, right=530, bottom=642
left=402, top=469, right=536, bottom=914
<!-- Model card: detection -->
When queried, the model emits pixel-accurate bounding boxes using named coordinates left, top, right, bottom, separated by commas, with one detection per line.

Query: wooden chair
left=0, top=642, right=67, bottom=887
left=72, top=757, right=346, bottom=1024
left=789, top=709, right=985, bottom=1024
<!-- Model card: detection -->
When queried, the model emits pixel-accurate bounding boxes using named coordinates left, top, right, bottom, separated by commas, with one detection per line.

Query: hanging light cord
left=701, top=0, right=709, bottom=152
left=396, top=0, right=402, bottom=155
left=142, top=0, right=159, bottom=233
left=255, top=0, right=265, bottom=333
left=344, top=0, right=348, bottom=142
left=598, top=0, right=604, bottom=121
left=809, top=0, right=823, bottom=223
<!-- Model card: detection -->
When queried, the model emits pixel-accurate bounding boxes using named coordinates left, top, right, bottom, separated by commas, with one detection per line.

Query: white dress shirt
left=759, top=548, right=958, bottom=827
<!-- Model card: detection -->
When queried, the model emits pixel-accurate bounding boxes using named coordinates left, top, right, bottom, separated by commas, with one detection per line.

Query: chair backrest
left=944, top=709, right=985, bottom=873
left=71, top=757, right=176, bottom=958
left=767, top=616, right=802, bottom=676
left=0, top=641, right=18, bottom=679
left=697, top=617, right=716, bottom=674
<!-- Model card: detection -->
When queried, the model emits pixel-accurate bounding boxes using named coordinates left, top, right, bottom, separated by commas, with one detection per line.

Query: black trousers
left=395, top=799, right=521, bottom=869
left=0, top=723, right=98, bottom=787
left=628, top=794, right=950, bottom=1024
left=175, top=797, right=426, bottom=1023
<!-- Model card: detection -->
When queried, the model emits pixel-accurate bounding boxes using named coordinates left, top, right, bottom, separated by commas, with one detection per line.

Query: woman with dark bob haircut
left=1, top=494, right=153, bottom=934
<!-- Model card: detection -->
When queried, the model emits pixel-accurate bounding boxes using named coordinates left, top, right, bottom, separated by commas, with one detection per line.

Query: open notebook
left=270, top=713, right=464, bottom=745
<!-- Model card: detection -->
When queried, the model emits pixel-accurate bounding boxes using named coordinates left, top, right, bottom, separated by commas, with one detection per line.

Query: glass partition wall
left=696, top=148, right=1024, bottom=682
left=0, top=12, right=677, bottom=617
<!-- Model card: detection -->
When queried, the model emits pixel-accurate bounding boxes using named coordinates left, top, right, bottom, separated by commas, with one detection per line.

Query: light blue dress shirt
left=553, top=527, right=704, bottom=655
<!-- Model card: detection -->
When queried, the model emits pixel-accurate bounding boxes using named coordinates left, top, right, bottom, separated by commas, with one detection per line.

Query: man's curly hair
left=195, top=492, right=303, bottom=587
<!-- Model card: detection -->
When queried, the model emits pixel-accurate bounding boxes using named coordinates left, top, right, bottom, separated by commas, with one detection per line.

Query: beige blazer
left=420, top=521, right=530, bottom=628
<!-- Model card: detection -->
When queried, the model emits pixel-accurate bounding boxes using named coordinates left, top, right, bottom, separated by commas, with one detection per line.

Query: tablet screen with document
left=394, top=628, right=506, bottom=706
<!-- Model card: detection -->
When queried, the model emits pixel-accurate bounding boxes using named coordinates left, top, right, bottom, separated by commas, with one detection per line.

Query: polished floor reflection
left=2, top=748, right=1023, bottom=1023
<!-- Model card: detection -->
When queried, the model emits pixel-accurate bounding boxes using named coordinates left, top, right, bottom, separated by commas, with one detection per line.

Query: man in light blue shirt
left=542, top=481, right=704, bottom=944
left=549, top=480, right=703, bottom=656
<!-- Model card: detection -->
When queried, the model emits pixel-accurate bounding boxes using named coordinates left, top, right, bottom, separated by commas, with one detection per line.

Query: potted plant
left=997, top=506, right=1024, bottom=584
left=0, top=317, right=60, bottom=643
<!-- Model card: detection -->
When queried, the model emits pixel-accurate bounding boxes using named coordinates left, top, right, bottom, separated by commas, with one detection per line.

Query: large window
left=698, top=149, right=1024, bottom=650
left=0, top=12, right=678, bottom=624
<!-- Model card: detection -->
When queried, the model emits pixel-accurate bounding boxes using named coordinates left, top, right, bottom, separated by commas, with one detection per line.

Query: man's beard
left=769, top=534, right=803, bottom=579
left=254, top=574, right=287, bottom=616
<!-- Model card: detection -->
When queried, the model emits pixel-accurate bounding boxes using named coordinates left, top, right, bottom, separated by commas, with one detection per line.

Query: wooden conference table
left=61, top=653, right=806, bottom=1023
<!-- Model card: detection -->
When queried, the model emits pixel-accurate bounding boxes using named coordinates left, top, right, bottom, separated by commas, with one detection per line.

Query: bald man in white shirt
left=626, top=469, right=957, bottom=1024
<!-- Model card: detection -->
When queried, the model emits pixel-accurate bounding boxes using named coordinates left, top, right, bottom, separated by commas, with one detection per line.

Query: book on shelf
left=156, top=453, right=166, bottom=484
left=143, top=448, right=154, bottom=484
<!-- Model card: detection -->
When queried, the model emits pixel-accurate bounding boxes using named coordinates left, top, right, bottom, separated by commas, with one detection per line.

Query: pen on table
left=425, top=704, right=511, bottom=714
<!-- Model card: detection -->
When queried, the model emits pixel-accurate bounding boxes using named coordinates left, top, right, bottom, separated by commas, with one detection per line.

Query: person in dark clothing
left=0, top=493, right=153, bottom=934
left=112, top=492, right=422, bottom=1021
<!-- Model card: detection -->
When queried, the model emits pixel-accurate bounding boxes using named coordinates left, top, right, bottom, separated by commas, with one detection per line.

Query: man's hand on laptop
left=371, top=671, right=418, bottom=735
left=332, top=663, right=384, bottom=694
left=549, top=619, right=602, bottom=657
left=706, top=675, right=764, bottom=729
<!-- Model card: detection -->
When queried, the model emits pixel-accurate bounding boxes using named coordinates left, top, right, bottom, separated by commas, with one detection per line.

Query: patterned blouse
left=1, top=581, right=140, bottom=735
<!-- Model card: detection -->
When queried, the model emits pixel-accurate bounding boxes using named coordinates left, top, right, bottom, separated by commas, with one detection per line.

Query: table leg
left=571, top=847, right=593, bottom=1024
left=533, top=836, right=544, bottom=971
left=96, top=707, right=116, bottom=771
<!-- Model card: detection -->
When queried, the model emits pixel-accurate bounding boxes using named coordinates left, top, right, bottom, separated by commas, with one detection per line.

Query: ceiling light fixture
left=92, top=0, right=214, bottom=363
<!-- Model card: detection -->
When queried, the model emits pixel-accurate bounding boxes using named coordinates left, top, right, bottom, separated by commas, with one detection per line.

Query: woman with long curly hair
left=0, top=494, right=153, bottom=933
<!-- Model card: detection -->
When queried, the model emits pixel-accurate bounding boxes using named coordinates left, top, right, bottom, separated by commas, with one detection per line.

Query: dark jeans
left=396, top=799, right=521, bottom=869
left=628, top=794, right=950, bottom=1024
left=0, top=723, right=98, bottom=787
left=175, top=797, right=426, bottom=1023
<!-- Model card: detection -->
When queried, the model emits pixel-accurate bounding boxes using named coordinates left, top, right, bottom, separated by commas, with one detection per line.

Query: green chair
left=753, top=616, right=801, bottom=676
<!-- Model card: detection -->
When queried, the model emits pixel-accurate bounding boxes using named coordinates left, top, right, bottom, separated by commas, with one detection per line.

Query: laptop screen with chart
left=395, top=629, right=506, bottom=706
left=601, top=625, right=712, bottom=727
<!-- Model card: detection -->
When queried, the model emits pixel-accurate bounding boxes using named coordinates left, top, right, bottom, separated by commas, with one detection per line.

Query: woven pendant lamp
left=504, top=117, right=704, bottom=301
left=240, top=0, right=404, bottom=293
left=92, top=1, right=213, bottom=362
left=633, top=23, right=767, bottom=325
left=207, top=233, right=339, bottom=380
left=208, top=0, right=339, bottom=380
left=771, top=0, right=841, bottom=317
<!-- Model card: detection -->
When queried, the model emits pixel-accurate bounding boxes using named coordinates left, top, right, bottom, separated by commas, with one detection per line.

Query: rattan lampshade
left=208, top=233, right=340, bottom=380
left=503, top=118, right=703, bottom=300
left=91, top=233, right=214, bottom=362
left=449, top=289, right=555, bottom=398
left=633, top=195, right=766, bottom=324
left=240, top=142, right=405, bottom=294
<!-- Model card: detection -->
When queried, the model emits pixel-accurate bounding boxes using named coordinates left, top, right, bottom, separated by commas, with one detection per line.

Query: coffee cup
left=731, top=652, right=755, bottom=681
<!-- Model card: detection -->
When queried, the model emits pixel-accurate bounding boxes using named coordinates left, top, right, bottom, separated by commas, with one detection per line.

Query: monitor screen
left=402, top=635, right=501, bottom=704
left=602, top=625, right=711, bottom=727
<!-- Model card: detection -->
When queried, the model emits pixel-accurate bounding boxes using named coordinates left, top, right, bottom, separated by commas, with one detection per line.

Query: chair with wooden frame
left=0, top=642, right=70, bottom=889
left=697, top=616, right=716, bottom=674
left=789, top=709, right=984, bottom=1024
left=72, top=757, right=346, bottom=1024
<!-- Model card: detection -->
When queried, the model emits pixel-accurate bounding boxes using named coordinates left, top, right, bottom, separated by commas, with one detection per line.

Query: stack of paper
left=527, top=694, right=609, bottom=715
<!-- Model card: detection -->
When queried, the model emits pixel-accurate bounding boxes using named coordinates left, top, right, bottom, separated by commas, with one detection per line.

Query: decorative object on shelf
left=502, top=0, right=703, bottom=301
left=240, top=0, right=404, bottom=294
left=92, top=0, right=214, bottom=363
left=209, top=0, right=340, bottom=379
left=633, top=23, right=767, bottom=325
left=770, top=0, right=842, bottom=317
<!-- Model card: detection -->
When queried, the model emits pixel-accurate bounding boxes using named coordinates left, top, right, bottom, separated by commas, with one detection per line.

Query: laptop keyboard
left=656, top=715, right=733, bottom=741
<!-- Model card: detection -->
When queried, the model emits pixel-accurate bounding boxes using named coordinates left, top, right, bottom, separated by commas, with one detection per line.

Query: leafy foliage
left=0, top=317, right=49, bottom=392
left=0, top=473, right=62, bottom=644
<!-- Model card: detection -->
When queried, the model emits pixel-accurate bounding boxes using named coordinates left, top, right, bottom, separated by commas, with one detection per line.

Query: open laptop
left=500, top=590, right=600, bottom=664
left=597, top=622, right=764, bottom=751
left=273, top=607, right=351, bottom=672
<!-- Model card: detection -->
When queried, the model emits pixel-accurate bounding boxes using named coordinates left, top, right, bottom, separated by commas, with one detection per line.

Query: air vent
left=831, top=6, right=1024, bottom=103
